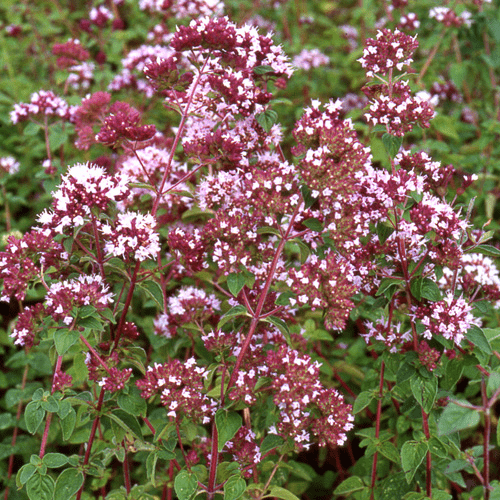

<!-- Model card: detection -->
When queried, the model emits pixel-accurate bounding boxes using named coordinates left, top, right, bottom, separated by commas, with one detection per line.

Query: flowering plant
left=0, top=1, right=500, bottom=500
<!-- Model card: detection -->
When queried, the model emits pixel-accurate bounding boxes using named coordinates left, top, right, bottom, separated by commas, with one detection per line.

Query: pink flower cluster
left=413, top=292, right=479, bottom=345
left=136, top=358, right=217, bottom=424
left=10, top=90, right=74, bottom=124
left=154, top=286, right=220, bottom=337
left=45, top=275, right=113, bottom=325
left=0, top=230, right=67, bottom=302
left=357, top=29, right=417, bottom=78
left=363, top=81, right=434, bottom=137
left=101, top=211, right=161, bottom=262
left=224, top=427, right=261, bottom=478
left=52, top=38, right=90, bottom=69
left=292, top=49, right=330, bottom=71
left=37, top=162, right=130, bottom=235
left=139, top=0, right=224, bottom=18
left=266, top=346, right=354, bottom=449
left=287, top=252, right=358, bottom=330
left=0, top=156, right=19, bottom=175
left=429, top=7, right=473, bottom=28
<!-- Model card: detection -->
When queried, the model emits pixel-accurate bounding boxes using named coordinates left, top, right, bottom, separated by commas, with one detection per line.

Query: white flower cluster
left=102, top=211, right=161, bottom=261
left=0, top=156, right=20, bottom=175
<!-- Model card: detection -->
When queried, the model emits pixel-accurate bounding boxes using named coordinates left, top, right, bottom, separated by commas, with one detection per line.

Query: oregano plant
left=0, top=1, right=499, bottom=500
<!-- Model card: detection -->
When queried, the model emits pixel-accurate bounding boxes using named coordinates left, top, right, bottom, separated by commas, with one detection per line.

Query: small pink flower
left=101, top=211, right=161, bottom=261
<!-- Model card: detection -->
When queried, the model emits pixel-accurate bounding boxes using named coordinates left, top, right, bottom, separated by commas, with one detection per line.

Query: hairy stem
left=152, top=58, right=209, bottom=218
left=76, top=388, right=106, bottom=500
left=112, top=260, right=141, bottom=350
left=421, top=408, right=432, bottom=497
left=1, top=185, right=12, bottom=232
left=482, top=378, right=491, bottom=500
left=4, top=363, right=29, bottom=500
left=370, top=361, right=385, bottom=500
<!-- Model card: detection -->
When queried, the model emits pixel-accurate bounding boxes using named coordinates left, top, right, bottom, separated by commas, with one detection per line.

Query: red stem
left=123, top=441, right=131, bottom=494
left=39, top=355, right=64, bottom=459
left=207, top=421, right=219, bottom=500
left=421, top=408, right=432, bottom=497
left=4, top=363, right=29, bottom=500
left=112, top=260, right=141, bottom=350
left=75, top=388, right=106, bottom=500
left=481, top=378, right=491, bottom=500
left=80, top=335, right=112, bottom=374
left=152, top=58, right=209, bottom=218
left=224, top=204, right=301, bottom=398
left=370, top=361, right=385, bottom=500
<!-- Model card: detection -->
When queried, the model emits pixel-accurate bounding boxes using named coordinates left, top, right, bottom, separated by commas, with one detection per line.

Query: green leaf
left=420, top=278, right=441, bottom=302
left=484, top=328, right=500, bottom=351
left=217, top=305, right=248, bottom=329
left=41, top=395, right=59, bottom=413
left=275, top=291, right=295, bottom=306
left=48, top=122, right=70, bottom=151
left=441, top=358, right=463, bottom=390
left=25, top=401, right=45, bottom=434
left=410, top=374, right=437, bottom=414
left=379, top=441, right=400, bottom=464
left=108, top=410, right=143, bottom=440
left=437, top=400, right=480, bottom=435
left=410, top=277, right=423, bottom=301
left=431, top=491, right=452, bottom=500
left=263, top=486, right=300, bottom=500
left=466, top=325, right=492, bottom=355
left=60, top=408, right=76, bottom=441
left=382, top=133, right=403, bottom=158
left=428, top=437, right=448, bottom=459
left=42, top=453, right=68, bottom=468
left=224, top=477, right=246, bottom=500
left=78, top=305, right=97, bottom=318
left=333, top=476, right=365, bottom=495
left=376, top=223, right=394, bottom=245
left=376, top=277, right=403, bottom=299
left=57, top=399, right=72, bottom=419
left=253, top=65, right=275, bottom=75
left=402, top=494, right=426, bottom=500
left=353, top=391, right=375, bottom=414
left=146, top=451, right=159, bottom=487
left=53, top=468, right=84, bottom=500
left=431, top=115, right=459, bottom=140
left=32, top=388, right=44, bottom=402
left=260, top=434, right=284, bottom=454
left=17, top=464, right=36, bottom=486
left=227, top=273, right=246, bottom=297
left=379, top=473, right=412, bottom=500
left=256, top=109, right=278, bottom=132
left=0, top=412, right=14, bottom=430
left=262, top=315, right=291, bottom=345
left=54, top=329, right=81, bottom=356
left=397, top=363, right=416, bottom=385
left=139, top=280, right=164, bottom=309
left=401, top=440, right=428, bottom=484
left=302, top=218, right=324, bottom=232
left=26, top=473, right=55, bottom=500
left=174, top=470, right=198, bottom=500
left=215, top=410, right=242, bottom=452
left=79, top=316, right=103, bottom=330
left=117, top=387, right=147, bottom=417
left=472, top=244, right=500, bottom=257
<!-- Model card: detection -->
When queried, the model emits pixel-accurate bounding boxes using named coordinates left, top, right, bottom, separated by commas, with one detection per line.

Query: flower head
left=101, top=211, right=161, bottom=261
left=357, top=28, right=418, bottom=78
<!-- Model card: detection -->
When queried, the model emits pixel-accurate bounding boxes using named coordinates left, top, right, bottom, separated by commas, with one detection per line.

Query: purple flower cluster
left=10, top=90, right=74, bottom=124
left=136, top=358, right=217, bottom=424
